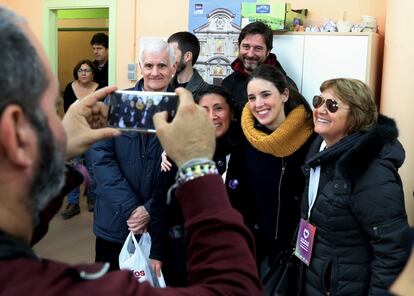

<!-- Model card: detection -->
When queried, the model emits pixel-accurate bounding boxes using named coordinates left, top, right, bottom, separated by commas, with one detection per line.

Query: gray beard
left=243, top=61, right=258, bottom=72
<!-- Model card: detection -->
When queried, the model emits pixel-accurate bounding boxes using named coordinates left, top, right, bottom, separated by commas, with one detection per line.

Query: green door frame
left=43, top=0, right=116, bottom=85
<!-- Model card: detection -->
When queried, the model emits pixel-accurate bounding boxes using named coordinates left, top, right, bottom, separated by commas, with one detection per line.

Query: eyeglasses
left=77, top=68, right=92, bottom=74
left=312, top=95, right=349, bottom=113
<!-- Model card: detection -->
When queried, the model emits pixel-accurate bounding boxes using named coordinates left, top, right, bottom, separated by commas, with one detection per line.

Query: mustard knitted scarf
left=241, top=104, right=313, bottom=157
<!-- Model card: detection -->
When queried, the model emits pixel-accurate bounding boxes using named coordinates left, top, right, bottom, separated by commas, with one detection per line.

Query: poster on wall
left=188, top=0, right=255, bottom=85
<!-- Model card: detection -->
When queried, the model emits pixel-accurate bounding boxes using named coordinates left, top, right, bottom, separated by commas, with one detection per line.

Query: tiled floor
left=33, top=196, right=96, bottom=265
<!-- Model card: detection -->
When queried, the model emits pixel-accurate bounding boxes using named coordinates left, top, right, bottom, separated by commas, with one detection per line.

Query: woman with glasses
left=241, top=64, right=314, bottom=280
left=63, top=59, right=99, bottom=113
left=301, top=78, right=410, bottom=295
left=61, top=59, right=100, bottom=219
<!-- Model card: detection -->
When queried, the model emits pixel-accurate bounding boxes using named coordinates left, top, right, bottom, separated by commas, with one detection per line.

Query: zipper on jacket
left=373, top=226, right=378, bottom=237
left=275, top=158, right=286, bottom=239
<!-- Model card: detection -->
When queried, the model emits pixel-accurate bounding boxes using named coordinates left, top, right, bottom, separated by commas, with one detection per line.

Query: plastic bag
left=119, top=232, right=166, bottom=287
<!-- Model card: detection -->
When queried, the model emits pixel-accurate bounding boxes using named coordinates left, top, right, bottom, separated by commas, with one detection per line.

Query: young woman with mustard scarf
left=241, top=64, right=314, bottom=276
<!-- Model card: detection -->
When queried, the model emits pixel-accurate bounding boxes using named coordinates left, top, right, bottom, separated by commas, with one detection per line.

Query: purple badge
left=294, top=218, right=316, bottom=266
left=228, top=179, right=239, bottom=190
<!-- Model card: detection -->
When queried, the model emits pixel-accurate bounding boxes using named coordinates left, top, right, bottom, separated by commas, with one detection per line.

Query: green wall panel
left=57, top=8, right=108, bottom=19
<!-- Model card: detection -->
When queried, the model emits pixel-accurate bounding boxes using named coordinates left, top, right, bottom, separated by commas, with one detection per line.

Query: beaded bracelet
left=179, top=158, right=213, bottom=171
left=176, top=160, right=218, bottom=185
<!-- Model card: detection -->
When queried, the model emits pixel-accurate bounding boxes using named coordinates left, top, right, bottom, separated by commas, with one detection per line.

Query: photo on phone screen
left=107, top=90, right=178, bottom=133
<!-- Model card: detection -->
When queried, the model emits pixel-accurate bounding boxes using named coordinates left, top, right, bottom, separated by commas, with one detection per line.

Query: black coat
left=243, top=124, right=315, bottom=265
left=301, top=115, right=410, bottom=296
left=149, top=123, right=248, bottom=286
left=169, top=69, right=208, bottom=101
left=150, top=122, right=248, bottom=261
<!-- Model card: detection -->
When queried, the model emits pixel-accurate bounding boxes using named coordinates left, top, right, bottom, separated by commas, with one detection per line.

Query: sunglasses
left=312, top=95, right=349, bottom=113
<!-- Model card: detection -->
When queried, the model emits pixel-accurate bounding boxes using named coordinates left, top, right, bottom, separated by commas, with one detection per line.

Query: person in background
left=241, top=64, right=314, bottom=278
left=301, top=78, right=410, bottom=295
left=136, top=96, right=145, bottom=111
left=62, top=59, right=99, bottom=112
left=92, top=39, right=175, bottom=271
left=61, top=59, right=100, bottom=218
left=222, top=21, right=297, bottom=120
left=155, top=85, right=248, bottom=286
left=0, top=7, right=263, bottom=294
left=168, top=31, right=208, bottom=100
left=90, top=32, right=109, bottom=88
left=122, top=97, right=139, bottom=128
left=139, top=98, right=156, bottom=129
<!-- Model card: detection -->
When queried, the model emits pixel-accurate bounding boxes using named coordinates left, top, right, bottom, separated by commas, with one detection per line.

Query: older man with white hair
left=92, top=39, right=176, bottom=271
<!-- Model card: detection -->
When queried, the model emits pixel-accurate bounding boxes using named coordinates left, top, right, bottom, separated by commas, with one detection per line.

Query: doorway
left=43, top=0, right=116, bottom=87
left=57, top=8, right=109, bottom=94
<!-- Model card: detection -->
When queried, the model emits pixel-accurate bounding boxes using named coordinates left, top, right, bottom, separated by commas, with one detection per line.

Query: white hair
left=140, top=38, right=175, bottom=66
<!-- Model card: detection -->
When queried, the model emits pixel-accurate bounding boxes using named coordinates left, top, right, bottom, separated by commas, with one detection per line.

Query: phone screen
left=107, top=90, right=178, bottom=133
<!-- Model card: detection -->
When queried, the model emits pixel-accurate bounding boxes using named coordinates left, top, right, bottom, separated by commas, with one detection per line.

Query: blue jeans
left=67, top=149, right=97, bottom=204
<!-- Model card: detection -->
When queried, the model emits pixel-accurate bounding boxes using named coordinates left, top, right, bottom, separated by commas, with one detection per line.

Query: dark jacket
left=243, top=123, right=314, bottom=265
left=151, top=122, right=248, bottom=244
left=93, top=60, right=108, bottom=88
left=301, top=115, right=410, bottom=296
left=122, top=106, right=141, bottom=128
left=149, top=122, right=248, bottom=286
left=92, top=79, right=171, bottom=258
left=222, top=53, right=298, bottom=120
left=169, top=68, right=208, bottom=100
left=214, top=122, right=253, bottom=226
left=0, top=175, right=262, bottom=296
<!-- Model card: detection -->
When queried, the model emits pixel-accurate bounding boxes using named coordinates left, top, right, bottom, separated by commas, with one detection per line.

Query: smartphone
left=107, top=90, right=178, bottom=133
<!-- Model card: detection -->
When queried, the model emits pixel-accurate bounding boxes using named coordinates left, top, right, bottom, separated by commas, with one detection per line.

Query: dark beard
left=29, top=110, right=66, bottom=226
left=176, top=56, right=186, bottom=74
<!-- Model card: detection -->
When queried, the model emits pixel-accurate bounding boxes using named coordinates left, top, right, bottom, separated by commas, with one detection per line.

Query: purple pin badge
left=228, top=179, right=239, bottom=190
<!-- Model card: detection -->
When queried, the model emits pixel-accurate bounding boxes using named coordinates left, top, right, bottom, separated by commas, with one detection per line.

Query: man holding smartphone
left=0, top=7, right=262, bottom=294
left=92, top=39, right=176, bottom=271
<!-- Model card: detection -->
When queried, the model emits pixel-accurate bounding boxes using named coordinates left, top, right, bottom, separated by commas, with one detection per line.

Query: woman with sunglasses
left=301, top=78, right=410, bottom=295
left=242, top=64, right=315, bottom=278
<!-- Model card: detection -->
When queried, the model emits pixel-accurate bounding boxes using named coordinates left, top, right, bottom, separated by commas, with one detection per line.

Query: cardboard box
left=241, top=0, right=286, bottom=30
left=241, top=1, right=307, bottom=31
